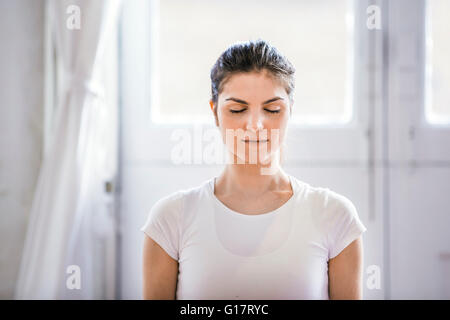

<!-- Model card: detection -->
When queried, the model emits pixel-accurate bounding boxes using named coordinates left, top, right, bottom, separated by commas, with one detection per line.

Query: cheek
left=267, top=119, right=288, bottom=141
left=267, top=116, right=287, bottom=130
left=219, top=113, right=237, bottom=126
left=219, top=117, right=239, bottom=138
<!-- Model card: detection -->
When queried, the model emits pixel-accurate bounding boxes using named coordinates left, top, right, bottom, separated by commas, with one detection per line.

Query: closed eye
left=229, top=109, right=280, bottom=114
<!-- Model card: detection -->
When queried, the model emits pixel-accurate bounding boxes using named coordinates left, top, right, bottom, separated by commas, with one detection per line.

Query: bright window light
left=425, top=0, right=450, bottom=125
left=150, top=0, right=354, bottom=126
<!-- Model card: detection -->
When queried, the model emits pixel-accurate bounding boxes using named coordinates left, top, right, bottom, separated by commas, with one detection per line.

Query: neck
left=216, top=151, right=289, bottom=197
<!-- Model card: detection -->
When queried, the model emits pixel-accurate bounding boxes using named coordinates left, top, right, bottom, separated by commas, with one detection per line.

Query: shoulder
left=319, top=187, right=358, bottom=217
left=292, top=177, right=360, bottom=227
left=148, top=178, right=212, bottom=218
left=146, top=190, right=184, bottom=224
left=313, top=187, right=365, bottom=241
left=294, top=177, right=357, bottom=214
left=152, top=190, right=185, bottom=210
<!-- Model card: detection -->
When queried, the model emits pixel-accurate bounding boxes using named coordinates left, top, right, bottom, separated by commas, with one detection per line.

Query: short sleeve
left=140, top=192, right=184, bottom=261
left=325, top=191, right=367, bottom=259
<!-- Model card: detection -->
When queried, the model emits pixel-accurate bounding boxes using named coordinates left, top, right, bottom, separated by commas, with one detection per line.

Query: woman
left=141, top=39, right=367, bottom=300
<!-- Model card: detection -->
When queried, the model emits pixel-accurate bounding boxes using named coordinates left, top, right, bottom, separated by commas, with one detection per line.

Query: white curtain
left=15, top=0, right=122, bottom=299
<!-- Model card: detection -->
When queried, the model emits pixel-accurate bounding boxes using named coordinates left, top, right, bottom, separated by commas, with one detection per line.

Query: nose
left=245, top=111, right=264, bottom=134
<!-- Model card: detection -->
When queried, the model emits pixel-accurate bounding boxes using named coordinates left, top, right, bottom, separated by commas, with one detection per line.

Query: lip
left=242, top=139, right=269, bottom=143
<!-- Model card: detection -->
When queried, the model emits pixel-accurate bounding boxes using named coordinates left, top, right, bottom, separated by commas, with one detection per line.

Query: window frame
left=120, top=0, right=375, bottom=166
left=392, top=0, right=450, bottom=164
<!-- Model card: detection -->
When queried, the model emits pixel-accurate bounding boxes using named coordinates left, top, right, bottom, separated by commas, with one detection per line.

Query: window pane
left=152, top=0, right=353, bottom=125
left=426, top=0, right=450, bottom=124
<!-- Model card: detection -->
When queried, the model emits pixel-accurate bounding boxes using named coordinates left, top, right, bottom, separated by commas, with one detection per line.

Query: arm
left=142, top=234, right=179, bottom=300
left=328, top=236, right=364, bottom=300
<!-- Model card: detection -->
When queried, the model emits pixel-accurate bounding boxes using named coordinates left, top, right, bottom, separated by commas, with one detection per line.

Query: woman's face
left=210, top=69, right=292, bottom=165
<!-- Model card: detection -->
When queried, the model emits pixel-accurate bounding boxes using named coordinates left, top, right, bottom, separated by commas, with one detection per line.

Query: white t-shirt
left=140, top=174, right=367, bottom=300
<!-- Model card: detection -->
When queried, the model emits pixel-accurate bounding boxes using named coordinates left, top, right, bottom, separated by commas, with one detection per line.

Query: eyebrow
left=224, top=96, right=284, bottom=105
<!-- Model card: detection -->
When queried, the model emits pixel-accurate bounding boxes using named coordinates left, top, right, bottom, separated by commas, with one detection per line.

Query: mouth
left=242, top=139, right=269, bottom=143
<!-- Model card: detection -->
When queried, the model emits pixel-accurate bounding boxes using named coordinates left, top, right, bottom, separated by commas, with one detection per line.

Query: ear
left=210, top=100, right=219, bottom=127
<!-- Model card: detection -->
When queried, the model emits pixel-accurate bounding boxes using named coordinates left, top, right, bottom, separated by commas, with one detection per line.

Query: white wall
left=0, top=0, right=45, bottom=298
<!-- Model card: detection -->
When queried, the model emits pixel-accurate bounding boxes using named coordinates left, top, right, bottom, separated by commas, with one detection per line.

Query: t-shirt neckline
left=209, top=174, right=297, bottom=218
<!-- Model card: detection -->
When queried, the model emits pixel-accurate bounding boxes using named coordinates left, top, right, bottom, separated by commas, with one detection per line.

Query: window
left=150, top=0, right=355, bottom=125
left=425, top=0, right=450, bottom=124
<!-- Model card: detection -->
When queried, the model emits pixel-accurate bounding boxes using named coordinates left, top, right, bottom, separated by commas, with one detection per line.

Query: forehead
left=220, top=70, right=287, bottom=101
